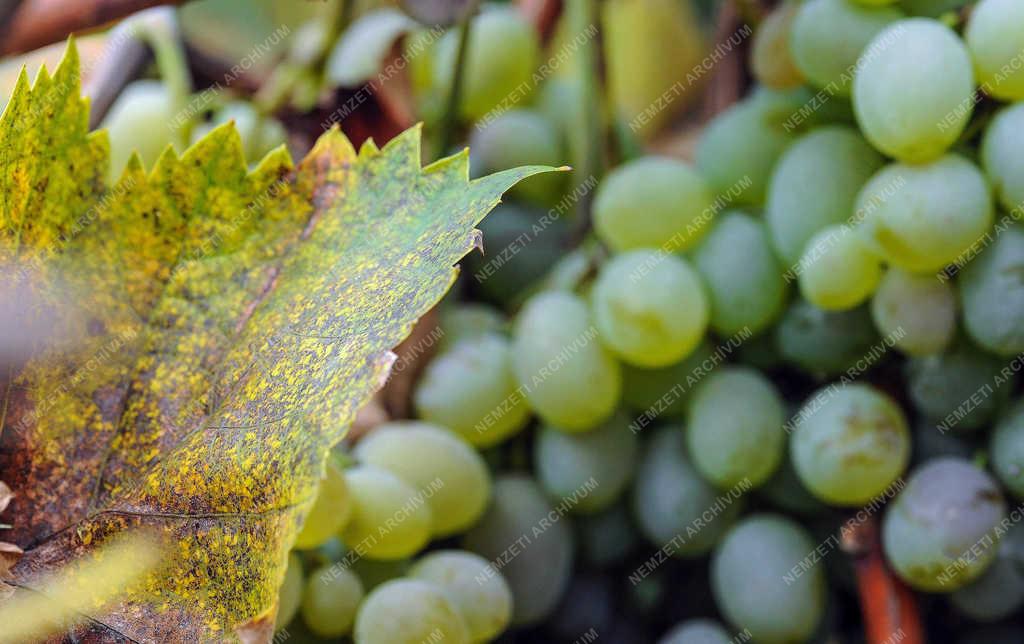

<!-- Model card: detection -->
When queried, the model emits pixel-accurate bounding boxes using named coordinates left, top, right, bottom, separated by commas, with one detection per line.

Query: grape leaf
left=0, top=42, right=554, bottom=641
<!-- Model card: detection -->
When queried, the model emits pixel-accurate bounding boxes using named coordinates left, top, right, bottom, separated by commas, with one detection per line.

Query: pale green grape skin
left=341, top=464, right=433, bottom=560
left=659, top=618, right=733, bottom=644
left=413, top=333, right=530, bottom=448
left=870, top=268, right=956, bottom=356
left=102, top=80, right=180, bottom=181
left=354, top=579, right=470, bottom=644
left=906, top=339, right=1013, bottom=432
left=463, top=475, right=574, bottom=626
left=798, top=224, right=883, bottom=311
left=951, top=521, right=1024, bottom=622
left=409, top=551, right=513, bottom=642
left=789, top=0, right=903, bottom=95
left=853, top=19, right=975, bottom=162
left=438, top=303, right=504, bottom=351
left=775, top=299, right=879, bottom=376
left=469, top=109, right=565, bottom=206
left=433, top=6, right=539, bottom=120
left=275, top=553, right=303, bottom=631
left=711, top=515, right=826, bottom=644
left=591, top=250, right=709, bottom=368
left=965, top=0, right=1024, bottom=101
left=959, top=221, right=1024, bottom=356
left=766, top=126, right=885, bottom=267
left=855, top=155, right=994, bottom=273
left=882, top=458, right=1007, bottom=592
left=991, top=400, right=1024, bottom=497
left=632, top=429, right=742, bottom=557
left=791, top=384, right=910, bottom=506
left=693, top=211, right=788, bottom=336
left=353, top=422, right=491, bottom=537
left=750, top=2, right=805, bottom=90
left=687, top=367, right=785, bottom=489
left=534, top=412, right=639, bottom=514
left=294, top=461, right=352, bottom=550
left=981, top=104, right=1024, bottom=215
left=695, top=92, right=795, bottom=206
left=593, top=156, right=715, bottom=253
left=512, top=291, right=621, bottom=431
left=301, top=564, right=364, bottom=637
left=620, top=340, right=716, bottom=421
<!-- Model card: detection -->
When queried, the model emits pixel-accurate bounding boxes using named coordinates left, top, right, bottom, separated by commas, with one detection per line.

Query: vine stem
left=435, top=0, right=481, bottom=158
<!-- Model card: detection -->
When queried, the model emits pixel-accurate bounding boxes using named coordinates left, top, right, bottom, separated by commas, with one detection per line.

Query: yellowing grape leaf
left=0, top=42, right=555, bottom=642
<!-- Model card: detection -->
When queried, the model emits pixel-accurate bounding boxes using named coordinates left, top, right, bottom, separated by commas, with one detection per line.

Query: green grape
left=870, top=268, right=956, bottom=356
left=711, top=515, right=826, bottom=644
left=882, top=458, right=1007, bottom=591
left=409, top=550, right=513, bottom=642
left=413, top=333, right=530, bottom=448
left=276, top=553, right=303, bottom=631
left=592, top=156, right=715, bottom=253
left=906, top=339, right=1013, bottom=433
left=463, top=475, right=574, bottom=626
left=354, top=422, right=490, bottom=537
left=294, top=460, right=351, bottom=550
left=791, top=384, right=910, bottom=505
left=693, top=211, right=788, bottom=336
left=353, top=579, right=469, bottom=644
left=659, top=619, right=733, bottom=644
left=469, top=109, right=566, bottom=206
left=765, top=126, right=885, bottom=267
left=750, top=2, right=805, bottom=89
left=512, top=291, right=621, bottom=431
left=620, top=340, right=716, bottom=421
left=591, top=250, right=708, bottom=368
left=758, top=448, right=829, bottom=516
left=534, top=412, right=639, bottom=514
left=855, top=154, right=994, bottom=273
left=965, top=0, right=1024, bottom=101
left=576, top=503, right=640, bottom=567
left=101, top=80, right=180, bottom=181
left=438, top=303, right=504, bottom=350
left=301, top=563, right=364, bottom=637
left=959, top=220, right=1024, bottom=356
left=694, top=91, right=796, bottom=206
left=775, top=298, right=879, bottom=376
left=632, top=429, right=742, bottom=557
left=991, top=399, right=1024, bottom=497
left=341, top=464, right=433, bottom=560
left=853, top=19, right=975, bottom=162
left=687, top=367, right=786, bottom=489
left=798, top=224, right=883, bottom=311
left=433, top=6, right=540, bottom=120
left=981, top=104, right=1024, bottom=215
left=951, top=521, right=1024, bottom=622
left=789, top=0, right=903, bottom=95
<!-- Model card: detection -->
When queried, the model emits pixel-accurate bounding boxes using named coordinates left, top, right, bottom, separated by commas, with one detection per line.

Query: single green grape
left=353, top=578, right=470, bottom=644
left=294, top=460, right=351, bottom=550
left=711, top=514, right=826, bottom=644
left=687, top=367, right=786, bottom=489
left=409, top=550, right=513, bottom=642
left=765, top=125, right=885, bottom=267
left=469, top=109, right=566, bottom=206
left=775, top=298, right=879, bottom=376
left=991, top=399, right=1024, bottom=497
left=798, top=224, right=883, bottom=311
left=855, top=154, right=993, bottom=273
left=959, top=220, right=1024, bottom=356
left=591, top=250, right=708, bottom=368
left=882, top=458, right=1007, bottom=591
left=101, top=80, right=181, bottom=181
left=870, top=268, right=956, bottom=356
left=750, top=2, right=805, bottom=89
left=275, top=553, right=303, bottom=631
left=534, top=412, right=639, bottom=514
left=413, top=333, right=530, bottom=448
left=512, top=291, right=621, bottom=431
left=965, top=0, right=1024, bottom=101
left=693, top=211, right=788, bottom=336
left=791, top=383, right=910, bottom=505
left=341, top=464, right=433, bottom=560
left=354, top=421, right=490, bottom=537
left=981, top=103, right=1024, bottom=215
left=593, top=156, right=715, bottom=253
left=789, top=0, right=904, bottom=95
left=301, top=563, right=364, bottom=637
left=437, top=303, right=504, bottom=351
left=852, top=18, right=975, bottom=162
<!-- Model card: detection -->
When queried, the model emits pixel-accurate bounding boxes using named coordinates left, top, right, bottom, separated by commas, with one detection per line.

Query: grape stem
left=841, top=516, right=925, bottom=644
